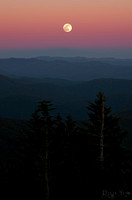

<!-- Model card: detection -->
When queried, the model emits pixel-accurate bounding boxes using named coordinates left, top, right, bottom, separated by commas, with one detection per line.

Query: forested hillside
left=0, top=74, right=132, bottom=119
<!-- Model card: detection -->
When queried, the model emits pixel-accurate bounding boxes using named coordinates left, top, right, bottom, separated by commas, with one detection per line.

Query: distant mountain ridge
left=0, top=57, right=132, bottom=80
left=36, top=56, right=132, bottom=65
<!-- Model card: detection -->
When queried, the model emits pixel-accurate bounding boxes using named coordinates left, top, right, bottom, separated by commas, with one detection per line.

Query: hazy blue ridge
left=0, top=57, right=132, bottom=80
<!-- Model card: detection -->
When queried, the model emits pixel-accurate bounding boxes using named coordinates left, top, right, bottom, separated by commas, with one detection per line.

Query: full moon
left=63, top=23, right=72, bottom=32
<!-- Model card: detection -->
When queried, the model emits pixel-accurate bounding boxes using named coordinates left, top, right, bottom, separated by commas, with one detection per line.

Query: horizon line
left=0, top=47, right=132, bottom=59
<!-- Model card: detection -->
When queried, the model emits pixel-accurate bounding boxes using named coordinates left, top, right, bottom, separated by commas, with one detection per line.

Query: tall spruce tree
left=28, top=100, right=55, bottom=200
left=84, top=92, right=129, bottom=195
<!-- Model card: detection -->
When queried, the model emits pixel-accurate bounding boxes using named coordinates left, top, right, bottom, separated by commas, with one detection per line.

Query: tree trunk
left=45, top=131, right=50, bottom=200
left=100, top=93, right=105, bottom=170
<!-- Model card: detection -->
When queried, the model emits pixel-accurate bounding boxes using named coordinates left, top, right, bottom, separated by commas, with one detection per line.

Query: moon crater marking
left=63, top=23, right=72, bottom=32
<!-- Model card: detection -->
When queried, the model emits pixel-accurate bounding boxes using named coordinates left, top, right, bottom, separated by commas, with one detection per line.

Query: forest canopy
left=0, top=92, right=132, bottom=200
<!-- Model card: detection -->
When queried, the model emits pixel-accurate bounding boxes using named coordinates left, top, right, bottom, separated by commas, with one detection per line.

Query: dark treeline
left=0, top=92, right=132, bottom=200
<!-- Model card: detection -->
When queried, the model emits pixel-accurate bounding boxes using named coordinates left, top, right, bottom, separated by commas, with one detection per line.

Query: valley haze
left=0, top=48, right=132, bottom=59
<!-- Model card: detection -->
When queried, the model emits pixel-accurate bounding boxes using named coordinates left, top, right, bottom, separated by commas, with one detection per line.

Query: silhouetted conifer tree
left=84, top=92, right=130, bottom=198
left=28, top=100, right=55, bottom=200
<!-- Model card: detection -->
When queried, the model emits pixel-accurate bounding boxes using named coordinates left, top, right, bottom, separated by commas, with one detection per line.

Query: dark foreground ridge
left=1, top=74, right=132, bottom=120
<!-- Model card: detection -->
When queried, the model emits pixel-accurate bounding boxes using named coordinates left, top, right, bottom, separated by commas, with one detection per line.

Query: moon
left=63, top=23, right=72, bottom=32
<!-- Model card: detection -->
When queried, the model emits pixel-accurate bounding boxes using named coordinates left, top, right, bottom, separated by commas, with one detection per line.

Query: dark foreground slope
left=0, top=115, right=132, bottom=200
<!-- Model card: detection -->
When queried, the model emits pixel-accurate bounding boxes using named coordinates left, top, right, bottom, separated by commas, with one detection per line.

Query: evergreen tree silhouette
left=83, top=92, right=130, bottom=198
left=28, top=100, right=55, bottom=200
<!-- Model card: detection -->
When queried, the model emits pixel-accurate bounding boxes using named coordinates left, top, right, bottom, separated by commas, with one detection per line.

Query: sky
left=0, top=0, right=132, bottom=58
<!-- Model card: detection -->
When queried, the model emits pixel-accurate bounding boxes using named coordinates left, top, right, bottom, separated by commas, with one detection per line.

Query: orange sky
left=0, top=0, right=132, bottom=49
